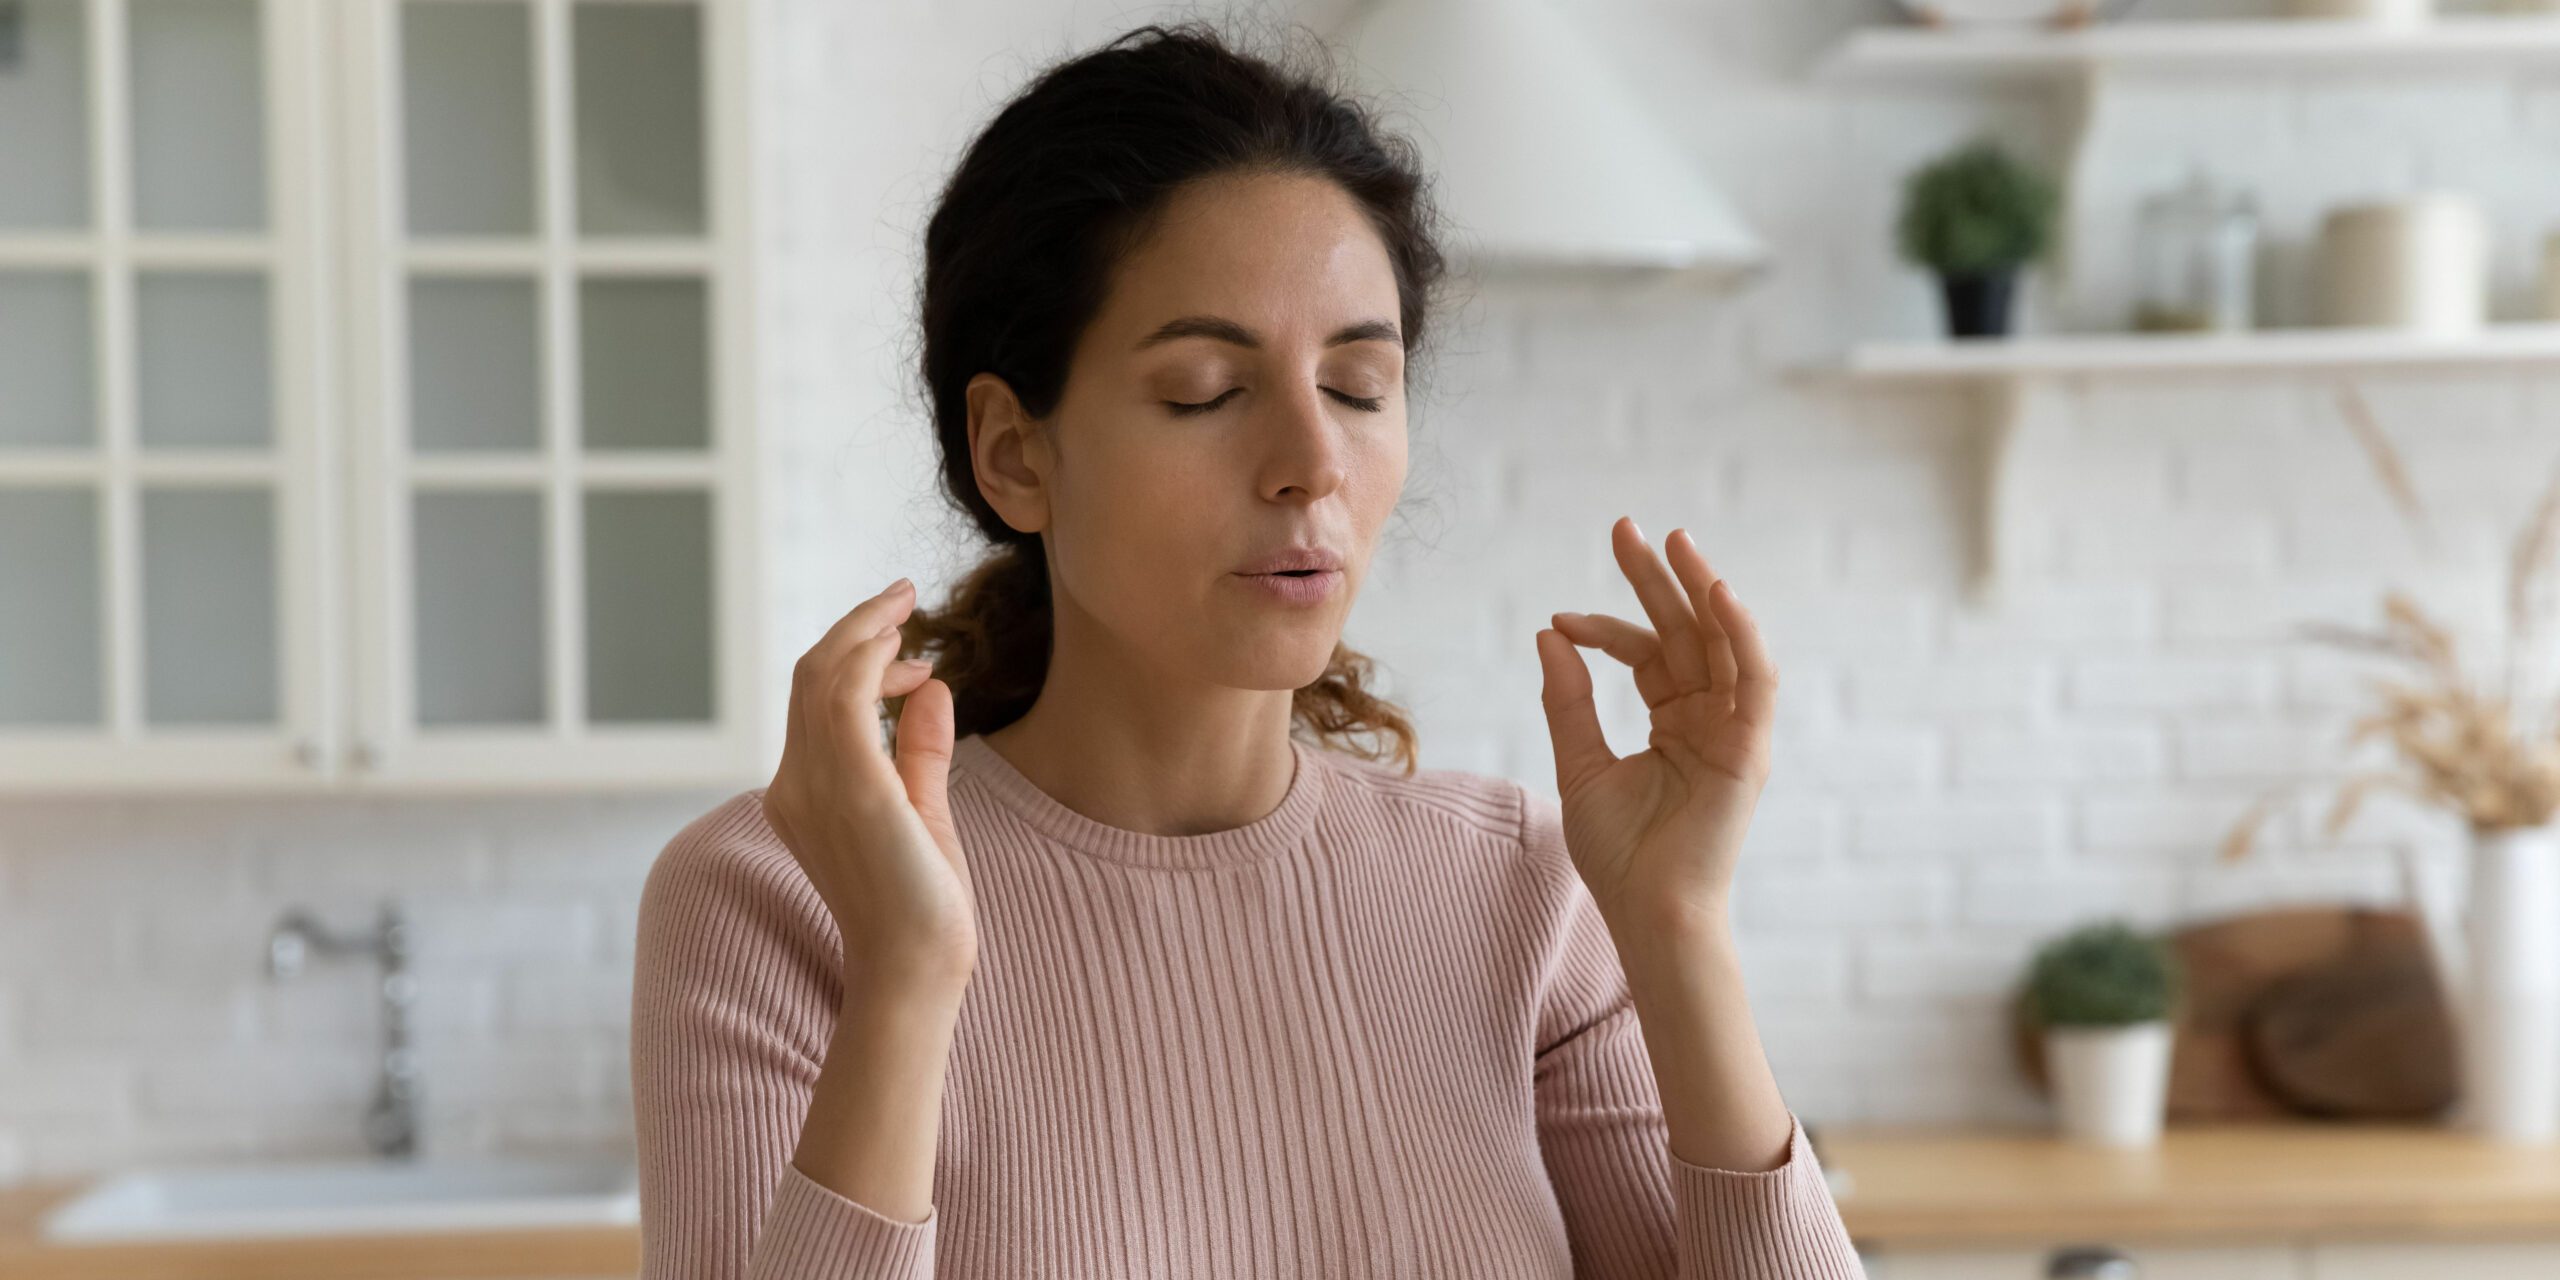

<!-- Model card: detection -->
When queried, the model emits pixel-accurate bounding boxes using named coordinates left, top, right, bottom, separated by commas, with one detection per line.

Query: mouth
left=1234, top=564, right=1342, bottom=604
left=1235, top=547, right=1346, bottom=575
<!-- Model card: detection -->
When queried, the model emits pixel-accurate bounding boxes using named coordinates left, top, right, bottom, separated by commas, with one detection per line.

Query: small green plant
left=2023, top=920, right=2183, bottom=1028
left=1895, top=138, right=2060, bottom=278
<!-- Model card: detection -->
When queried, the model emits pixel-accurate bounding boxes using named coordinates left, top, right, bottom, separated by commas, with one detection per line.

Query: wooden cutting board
left=2010, top=904, right=2458, bottom=1120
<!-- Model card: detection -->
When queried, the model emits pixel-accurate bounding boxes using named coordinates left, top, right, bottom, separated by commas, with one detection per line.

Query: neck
left=979, top=691, right=1301, bottom=841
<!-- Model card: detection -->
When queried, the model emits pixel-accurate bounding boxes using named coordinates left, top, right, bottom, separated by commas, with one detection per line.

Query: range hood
left=1329, top=0, right=1768, bottom=282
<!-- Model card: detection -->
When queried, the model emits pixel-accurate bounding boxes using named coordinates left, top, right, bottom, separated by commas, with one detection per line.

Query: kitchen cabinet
left=2307, top=1241, right=2560, bottom=1278
left=1867, top=1241, right=2560, bottom=1277
left=1828, top=1123, right=2560, bottom=1279
left=1865, top=1245, right=2300, bottom=1279
left=0, top=0, right=761, bottom=793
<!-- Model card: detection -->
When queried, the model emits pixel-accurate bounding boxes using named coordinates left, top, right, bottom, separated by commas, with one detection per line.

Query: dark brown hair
left=889, top=20, right=1454, bottom=774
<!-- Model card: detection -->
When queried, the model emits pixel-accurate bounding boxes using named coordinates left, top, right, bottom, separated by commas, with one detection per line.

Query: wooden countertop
left=0, top=1178, right=638, bottom=1279
left=1819, top=1121, right=2560, bottom=1249
left=16, top=1123, right=2560, bottom=1270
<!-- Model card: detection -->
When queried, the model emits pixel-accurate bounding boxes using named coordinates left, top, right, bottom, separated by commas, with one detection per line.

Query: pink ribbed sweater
left=629, top=730, right=1865, bottom=1279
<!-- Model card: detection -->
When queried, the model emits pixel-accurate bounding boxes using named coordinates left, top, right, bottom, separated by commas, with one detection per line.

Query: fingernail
left=1626, top=518, right=1645, bottom=542
left=890, top=576, right=913, bottom=594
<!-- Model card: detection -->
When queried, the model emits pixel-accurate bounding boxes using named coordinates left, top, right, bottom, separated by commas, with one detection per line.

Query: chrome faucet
left=265, top=900, right=421, bottom=1159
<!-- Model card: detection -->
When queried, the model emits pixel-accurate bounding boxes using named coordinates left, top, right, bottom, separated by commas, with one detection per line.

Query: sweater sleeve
left=629, top=791, right=940, bottom=1280
left=1521, top=785, right=1866, bottom=1280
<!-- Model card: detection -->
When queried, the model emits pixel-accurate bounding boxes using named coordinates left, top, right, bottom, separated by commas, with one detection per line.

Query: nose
left=1260, top=378, right=1349, bottom=504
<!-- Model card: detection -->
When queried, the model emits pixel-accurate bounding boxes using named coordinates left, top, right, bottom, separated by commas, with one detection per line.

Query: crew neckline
left=949, top=731, right=1329, bottom=870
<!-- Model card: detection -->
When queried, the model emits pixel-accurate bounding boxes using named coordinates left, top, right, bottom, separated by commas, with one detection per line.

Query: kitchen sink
left=39, top=1154, right=639, bottom=1242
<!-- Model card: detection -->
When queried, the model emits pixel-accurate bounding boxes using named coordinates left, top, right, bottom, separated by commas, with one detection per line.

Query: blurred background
left=9, top=0, right=2560, bottom=1275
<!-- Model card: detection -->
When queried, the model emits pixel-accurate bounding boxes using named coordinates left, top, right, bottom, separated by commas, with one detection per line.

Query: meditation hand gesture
left=1534, top=518, right=1778, bottom=938
left=763, top=577, right=978, bottom=999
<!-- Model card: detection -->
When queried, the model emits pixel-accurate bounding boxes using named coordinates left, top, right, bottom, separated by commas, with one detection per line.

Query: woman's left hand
left=1533, top=517, right=1777, bottom=938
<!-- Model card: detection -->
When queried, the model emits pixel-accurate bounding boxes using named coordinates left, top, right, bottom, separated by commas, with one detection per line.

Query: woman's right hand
left=762, top=576, right=977, bottom=1003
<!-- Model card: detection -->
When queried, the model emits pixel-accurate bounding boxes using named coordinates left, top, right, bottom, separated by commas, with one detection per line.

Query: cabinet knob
left=351, top=740, right=381, bottom=771
left=293, top=738, right=322, bottom=768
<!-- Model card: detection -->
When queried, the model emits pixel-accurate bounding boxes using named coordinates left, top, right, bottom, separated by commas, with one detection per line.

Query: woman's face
left=976, top=170, right=1409, bottom=693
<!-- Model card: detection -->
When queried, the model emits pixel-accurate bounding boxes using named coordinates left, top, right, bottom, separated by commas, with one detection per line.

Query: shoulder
left=630, top=789, right=845, bottom=1078
left=640, top=786, right=791, bottom=903
left=634, top=787, right=841, bottom=976
left=1307, top=743, right=1577, bottom=897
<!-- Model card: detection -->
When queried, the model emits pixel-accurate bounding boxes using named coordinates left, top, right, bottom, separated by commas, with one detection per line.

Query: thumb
left=891, top=677, right=958, bottom=837
left=1536, top=627, right=1615, bottom=799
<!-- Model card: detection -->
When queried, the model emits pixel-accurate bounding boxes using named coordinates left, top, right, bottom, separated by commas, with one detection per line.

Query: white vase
left=2462, top=824, right=2560, bottom=1143
left=2045, top=1021, right=2174, bottom=1148
left=2539, top=230, right=2560, bottom=321
left=2316, top=195, right=2488, bottom=334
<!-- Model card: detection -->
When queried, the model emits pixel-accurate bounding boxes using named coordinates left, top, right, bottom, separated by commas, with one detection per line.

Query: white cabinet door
left=1866, top=1245, right=2305, bottom=1279
left=2307, top=1241, right=2560, bottom=1279
left=0, top=0, right=761, bottom=793
left=0, top=0, right=339, bottom=792
left=336, top=0, right=760, bottom=792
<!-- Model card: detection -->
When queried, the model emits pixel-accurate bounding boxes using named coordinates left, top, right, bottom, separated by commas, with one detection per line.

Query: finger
left=1550, top=610, right=1679, bottom=711
left=807, top=577, right=919, bottom=676
left=881, top=656, right=935, bottom=700
left=782, top=645, right=811, bottom=765
left=1710, top=580, right=1779, bottom=731
left=823, top=627, right=917, bottom=778
left=1667, top=528, right=1738, bottom=700
left=1609, top=517, right=1713, bottom=695
left=794, top=580, right=917, bottom=771
left=1536, top=626, right=1617, bottom=797
left=891, top=675, right=960, bottom=854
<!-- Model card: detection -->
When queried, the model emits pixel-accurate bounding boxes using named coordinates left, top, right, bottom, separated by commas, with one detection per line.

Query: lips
left=1235, top=547, right=1344, bottom=576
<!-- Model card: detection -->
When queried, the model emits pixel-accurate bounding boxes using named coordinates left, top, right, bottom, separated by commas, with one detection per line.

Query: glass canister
left=2133, top=170, right=2259, bottom=333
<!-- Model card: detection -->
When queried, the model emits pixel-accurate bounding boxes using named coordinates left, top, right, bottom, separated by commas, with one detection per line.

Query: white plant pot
left=2462, top=824, right=2560, bottom=1144
left=2045, top=1021, right=2174, bottom=1148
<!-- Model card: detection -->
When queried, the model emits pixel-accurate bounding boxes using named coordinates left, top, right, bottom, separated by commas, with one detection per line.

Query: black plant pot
left=1939, top=269, right=2019, bottom=339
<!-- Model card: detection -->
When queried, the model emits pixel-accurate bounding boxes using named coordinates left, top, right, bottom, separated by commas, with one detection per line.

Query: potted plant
left=1895, top=137, right=2060, bottom=339
left=2022, top=920, right=2184, bottom=1147
left=2224, top=385, right=2560, bottom=1143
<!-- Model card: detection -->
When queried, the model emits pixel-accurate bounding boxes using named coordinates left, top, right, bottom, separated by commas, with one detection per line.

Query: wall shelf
left=1818, top=18, right=2560, bottom=609
left=1816, top=325, right=2560, bottom=607
left=1815, top=16, right=2560, bottom=84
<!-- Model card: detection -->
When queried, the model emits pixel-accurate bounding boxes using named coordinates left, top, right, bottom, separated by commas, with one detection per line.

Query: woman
left=631, top=21, right=1861, bottom=1280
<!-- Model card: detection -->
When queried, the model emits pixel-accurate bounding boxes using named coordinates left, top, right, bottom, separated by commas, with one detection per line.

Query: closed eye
left=1163, top=388, right=1387, bottom=416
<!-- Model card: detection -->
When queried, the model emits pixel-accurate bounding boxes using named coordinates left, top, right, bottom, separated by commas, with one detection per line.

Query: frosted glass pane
left=141, top=486, right=276, bottom=725
left=402, top=2, right=535, bottom=237
left=414, top=489, right=545, bottom=726
left=409, top=276, right=540, bottom=452
left=584, top=489, right=711, bottom=723
left=580, top=277, right=706, bottom=450
left=0, top=272, right=94, bottom=447
left=136, top=272, right=271, bottom=449
left=0, top=0, right=89, bottom=229
left=0, top=488, right=102, bottom=725
left=130, top=0, right=266, bottom=232
left=572, top=2, right=703, bottom=237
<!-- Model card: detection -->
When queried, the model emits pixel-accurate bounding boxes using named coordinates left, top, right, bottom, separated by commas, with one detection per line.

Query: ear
left=965, top=372, right=1050, bottom=536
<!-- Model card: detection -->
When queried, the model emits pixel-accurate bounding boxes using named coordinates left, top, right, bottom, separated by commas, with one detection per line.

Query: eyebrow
left=1134, top=315, right=1403, bottom=352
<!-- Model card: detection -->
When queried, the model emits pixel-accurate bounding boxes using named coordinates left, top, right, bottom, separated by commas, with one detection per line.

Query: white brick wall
left=3, top=0, right=2554, bottom=1179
